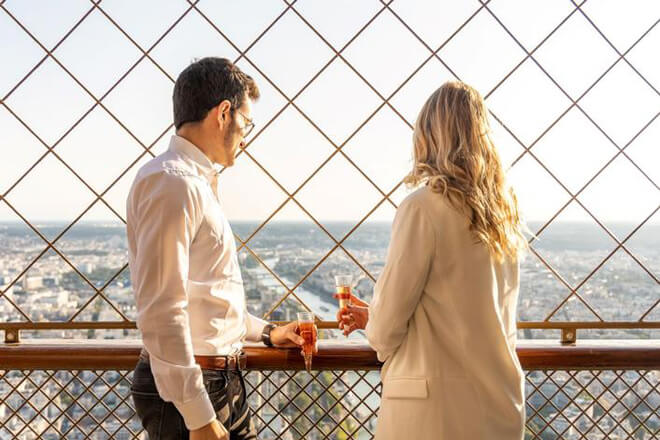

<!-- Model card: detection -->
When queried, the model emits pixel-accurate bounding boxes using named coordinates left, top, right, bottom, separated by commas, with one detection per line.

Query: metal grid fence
left=1, top=367, right=659, bottom=439
left=0, top=0, right=658, bottom=335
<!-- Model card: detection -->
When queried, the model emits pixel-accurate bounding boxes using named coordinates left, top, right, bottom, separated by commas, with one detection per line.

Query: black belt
left=139, top=348, right=247, bottom=371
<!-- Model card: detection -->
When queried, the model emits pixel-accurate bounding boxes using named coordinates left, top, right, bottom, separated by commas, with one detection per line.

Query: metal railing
left=1, top=341, right=660, bottom=439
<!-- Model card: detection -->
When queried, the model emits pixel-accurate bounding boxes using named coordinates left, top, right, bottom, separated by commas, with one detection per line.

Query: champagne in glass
left=297, top=312, right=316, bottom=372
left=334, top=274, right=353, bottom=310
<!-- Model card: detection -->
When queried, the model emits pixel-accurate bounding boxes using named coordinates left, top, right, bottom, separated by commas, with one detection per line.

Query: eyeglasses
left=235, top=110, right=255, bottom=138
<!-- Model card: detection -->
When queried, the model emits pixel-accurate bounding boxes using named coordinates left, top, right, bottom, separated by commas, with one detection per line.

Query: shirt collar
left=168, top=135, right=221, bottom=178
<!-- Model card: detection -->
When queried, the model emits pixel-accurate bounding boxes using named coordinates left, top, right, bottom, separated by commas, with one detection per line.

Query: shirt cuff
left=245, top=313, right=270, bottom=342
left=173, top=390, right=217, bottom=431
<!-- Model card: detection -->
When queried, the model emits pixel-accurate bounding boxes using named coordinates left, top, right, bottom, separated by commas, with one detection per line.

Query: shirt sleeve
left=245, top=312, right=270, bottom=343
left=365, top=196, right=436, bottom=362
left=127, top=171, right=215, bottom=430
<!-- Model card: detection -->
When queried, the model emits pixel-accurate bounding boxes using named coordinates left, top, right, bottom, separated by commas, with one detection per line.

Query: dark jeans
left=130, top=360, right=257, bottom=440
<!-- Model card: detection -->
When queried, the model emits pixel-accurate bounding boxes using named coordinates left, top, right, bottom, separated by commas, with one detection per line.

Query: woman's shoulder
left=400, top=185, right=451, bottom=213
left=400, top=186, right=470, bottom=230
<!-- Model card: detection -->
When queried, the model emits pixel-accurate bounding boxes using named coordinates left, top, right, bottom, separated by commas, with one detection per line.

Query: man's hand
left=337, top=304, right=369, bottom=336
left=270, top=321, right=318, bottom=354
left=190, top=419, right=228, bottom=440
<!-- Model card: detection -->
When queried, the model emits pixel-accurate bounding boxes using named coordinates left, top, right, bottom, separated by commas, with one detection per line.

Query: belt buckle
left=226, top=353, right=238, bottom=371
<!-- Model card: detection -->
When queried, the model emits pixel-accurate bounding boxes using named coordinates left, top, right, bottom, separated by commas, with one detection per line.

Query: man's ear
left=216, top=100, right=232, bottom=127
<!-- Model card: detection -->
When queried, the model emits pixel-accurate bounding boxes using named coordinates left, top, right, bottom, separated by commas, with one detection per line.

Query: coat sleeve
left=365, top=196, right=435, bottom=362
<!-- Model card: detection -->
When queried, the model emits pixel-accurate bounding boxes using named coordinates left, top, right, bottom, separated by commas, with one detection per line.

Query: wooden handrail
left=1, top=339, right=660, bottom=371
left=2, top=321, right=660, bottom=331
left=4, top=321, right=660, bottom=344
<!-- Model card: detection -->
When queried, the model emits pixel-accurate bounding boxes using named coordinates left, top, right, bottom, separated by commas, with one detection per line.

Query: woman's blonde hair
left=405, top=81, right=527, bottom=262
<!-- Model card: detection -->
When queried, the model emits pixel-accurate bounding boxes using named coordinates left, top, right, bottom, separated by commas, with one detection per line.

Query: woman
left=338, top=81, right=528, bottom=439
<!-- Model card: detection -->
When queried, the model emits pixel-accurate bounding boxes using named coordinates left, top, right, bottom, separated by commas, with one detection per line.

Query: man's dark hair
left=173, top=57, right=260, bottom=130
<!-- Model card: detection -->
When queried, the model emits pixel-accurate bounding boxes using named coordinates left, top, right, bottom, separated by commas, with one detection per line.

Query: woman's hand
left=336, top=304, right=369, bottom=336
left=332, top=293, right=370, bottom=307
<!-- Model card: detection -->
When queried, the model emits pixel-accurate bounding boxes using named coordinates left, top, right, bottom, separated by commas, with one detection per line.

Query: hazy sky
left=1, top=0, right=658, bottom=239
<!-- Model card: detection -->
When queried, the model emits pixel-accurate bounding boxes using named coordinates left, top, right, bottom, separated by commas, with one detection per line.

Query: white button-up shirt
left=127, top=135, right=268, bottom=430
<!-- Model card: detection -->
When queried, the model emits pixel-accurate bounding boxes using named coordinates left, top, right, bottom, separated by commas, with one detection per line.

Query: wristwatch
left=261, top=323, right=277, bottom=347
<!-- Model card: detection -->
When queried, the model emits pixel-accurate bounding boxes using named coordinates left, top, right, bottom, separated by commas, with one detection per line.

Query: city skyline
left=1, top=220, right=658, bottom=331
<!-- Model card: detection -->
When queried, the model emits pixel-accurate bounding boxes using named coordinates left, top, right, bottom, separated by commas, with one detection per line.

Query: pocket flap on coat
left=382, top=377, right=428, bottom=399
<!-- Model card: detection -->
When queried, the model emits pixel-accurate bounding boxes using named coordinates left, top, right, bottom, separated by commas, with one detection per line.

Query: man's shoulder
left=129, top=152, right=207, bottom=206
left=135, top=150, right=204, bottom=186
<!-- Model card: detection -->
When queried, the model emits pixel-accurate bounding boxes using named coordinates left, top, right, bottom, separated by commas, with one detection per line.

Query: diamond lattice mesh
left=0, top=368, right=659, bottom=439
left=0, top=0, right=658, bottom=337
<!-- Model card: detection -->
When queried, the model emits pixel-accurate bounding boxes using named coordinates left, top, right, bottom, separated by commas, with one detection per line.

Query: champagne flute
left=334, top=274, right=353, bottom=310
left=297, top=312, right=316, bottom=372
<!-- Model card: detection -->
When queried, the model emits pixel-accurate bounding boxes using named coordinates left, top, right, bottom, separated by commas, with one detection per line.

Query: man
left=127, top=57, right=306, bottom=440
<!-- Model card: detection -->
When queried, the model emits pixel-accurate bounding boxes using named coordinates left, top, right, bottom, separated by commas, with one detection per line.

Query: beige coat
left=366, top=186, right=525, bottom=440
